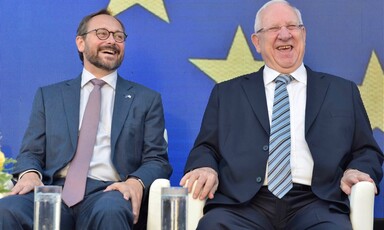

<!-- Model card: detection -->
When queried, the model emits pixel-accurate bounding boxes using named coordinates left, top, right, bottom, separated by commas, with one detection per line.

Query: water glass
left=34, top=185, right=62, bottom=230
left=161, top=187, right=187, bottom=230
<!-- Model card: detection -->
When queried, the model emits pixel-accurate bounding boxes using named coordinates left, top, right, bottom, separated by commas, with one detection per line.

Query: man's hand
left=11, top=172, right=43, bottom=195
left=179, top=167, right=218, bottom=200
left=104, top=179, right=144, bottom=224
left=340, top=169, right=376, bottom=195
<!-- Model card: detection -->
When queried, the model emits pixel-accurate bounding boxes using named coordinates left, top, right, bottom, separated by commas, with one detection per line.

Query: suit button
left=263, top=145, right=269, bottom=151
left=256, top=177, right=262, bottom=183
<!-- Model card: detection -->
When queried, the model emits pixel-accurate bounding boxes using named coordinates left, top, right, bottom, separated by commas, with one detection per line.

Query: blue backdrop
left=0, top=0, right=383, bottom=217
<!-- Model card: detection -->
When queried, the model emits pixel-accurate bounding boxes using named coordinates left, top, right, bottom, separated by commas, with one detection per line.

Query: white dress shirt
left=263, top=64, right=314, bottom=186
left=57, top=69, right=120, bottom=181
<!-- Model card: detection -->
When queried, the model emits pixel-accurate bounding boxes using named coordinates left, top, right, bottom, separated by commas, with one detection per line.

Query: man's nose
left=277, top=26, right=292, bottom=40
left=106, top=32, right=116, bottom=43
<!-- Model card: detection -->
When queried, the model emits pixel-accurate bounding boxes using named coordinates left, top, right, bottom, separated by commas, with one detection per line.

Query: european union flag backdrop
left=1, top=0, right=383, bottom=217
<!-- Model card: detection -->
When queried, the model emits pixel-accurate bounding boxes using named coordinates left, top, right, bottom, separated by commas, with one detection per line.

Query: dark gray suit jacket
left=184, top=66, right=383, bottom=213
left=14, top=75, right=172, bottom=188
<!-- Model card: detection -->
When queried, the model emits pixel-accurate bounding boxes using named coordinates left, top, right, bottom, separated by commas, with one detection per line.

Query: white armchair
left=147, top=180, right=375, bottom=230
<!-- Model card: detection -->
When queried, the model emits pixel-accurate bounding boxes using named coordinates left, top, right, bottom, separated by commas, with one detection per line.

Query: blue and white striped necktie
left=268, top=74, right=293, bottom=199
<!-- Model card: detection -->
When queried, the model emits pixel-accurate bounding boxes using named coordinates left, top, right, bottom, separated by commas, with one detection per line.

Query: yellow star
left=357, top=51, right=384, bottom=131
left=107, top=0, right=169, bottom=23
left=190, top=26, right=264, bottom=83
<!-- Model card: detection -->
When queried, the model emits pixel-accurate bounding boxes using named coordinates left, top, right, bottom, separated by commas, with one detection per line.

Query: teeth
left=278, top=45, right=291, bottom=50
left=103, top=50, right=116, bottom=54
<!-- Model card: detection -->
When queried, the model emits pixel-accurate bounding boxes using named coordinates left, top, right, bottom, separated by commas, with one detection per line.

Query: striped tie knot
left=275, top=74, right=292, bottom=85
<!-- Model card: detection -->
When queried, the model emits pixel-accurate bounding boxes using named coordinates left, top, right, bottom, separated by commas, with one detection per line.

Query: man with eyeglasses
left=0, top=9, right=172, bottom=230
left=180, top=0, right=383, bottom=229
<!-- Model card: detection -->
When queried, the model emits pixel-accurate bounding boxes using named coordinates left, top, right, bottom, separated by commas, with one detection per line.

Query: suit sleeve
left=13, top=88, right=46, bottom=176
left=128, top=93, right=173, bottom=188
left=184, top=84, right=222, bottom=173
left=347, top=82, right=383, bottom=186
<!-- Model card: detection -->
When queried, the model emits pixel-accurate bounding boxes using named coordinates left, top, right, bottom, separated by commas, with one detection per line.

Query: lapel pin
left=125, top=94, right=132, bottom=99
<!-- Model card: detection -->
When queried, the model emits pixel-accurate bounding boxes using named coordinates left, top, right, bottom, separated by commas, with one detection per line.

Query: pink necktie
left=62, top=79, right=105, bottom=207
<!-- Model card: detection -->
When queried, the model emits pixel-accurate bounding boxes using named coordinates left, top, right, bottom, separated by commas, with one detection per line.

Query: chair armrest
left=147, top=179, right=170, bottom=230
left=185, top=180, right=205, bottom=230
left=147, top=179, right=206, bottom=230
left=349, top=181, right=375, bottom=230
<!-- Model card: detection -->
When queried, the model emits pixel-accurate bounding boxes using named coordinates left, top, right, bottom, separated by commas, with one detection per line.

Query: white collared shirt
left=263, top=64, right=314, bottom=186
left=80, top=69, right=120, bottom=181
left=58, top=69, right=120, bottom=181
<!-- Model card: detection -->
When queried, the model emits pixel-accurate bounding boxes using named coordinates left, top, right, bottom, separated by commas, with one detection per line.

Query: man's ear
left=76, top=36, right=85, bottom=53
left=251, top=33, right=261, bottom=53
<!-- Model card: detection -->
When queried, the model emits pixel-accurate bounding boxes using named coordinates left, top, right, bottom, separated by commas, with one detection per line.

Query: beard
left=83, top=44, right=124, bottom=71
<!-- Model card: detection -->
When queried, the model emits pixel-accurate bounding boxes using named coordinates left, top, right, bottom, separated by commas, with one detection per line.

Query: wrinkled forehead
left=260, top=3, right=300, bottom=26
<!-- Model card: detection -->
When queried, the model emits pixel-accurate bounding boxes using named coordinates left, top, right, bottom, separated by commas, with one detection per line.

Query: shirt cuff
left=128, top=176, right=145, bottom=189
left=18, top=170, right=42, bottom=181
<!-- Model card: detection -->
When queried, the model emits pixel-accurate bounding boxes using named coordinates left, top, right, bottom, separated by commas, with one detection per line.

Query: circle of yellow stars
left=107, top=0, right=383, bottom=132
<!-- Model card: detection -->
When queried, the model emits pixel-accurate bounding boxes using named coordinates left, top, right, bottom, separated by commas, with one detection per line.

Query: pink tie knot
left=91, top=79, right=106, bottom=87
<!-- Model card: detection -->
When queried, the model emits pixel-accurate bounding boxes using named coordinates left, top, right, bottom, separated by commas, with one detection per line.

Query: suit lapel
left=111, top=76, right=134, bottom=152
left=305, top=67, right=331, bottom=134
left=61, top=76, right=81, bottom=151
left=241, top=69, right=270, bottom=134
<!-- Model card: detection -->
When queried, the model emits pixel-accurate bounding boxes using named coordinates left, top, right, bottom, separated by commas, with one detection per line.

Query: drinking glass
left=161, top=187, right=187, bottom=230
left=34, top=185, right=62, bottom=230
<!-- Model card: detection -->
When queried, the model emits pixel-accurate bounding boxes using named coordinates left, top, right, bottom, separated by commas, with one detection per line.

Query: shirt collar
left=263, top=63, right=307, bottom=86
left=81, top=68, right=117, bottom=90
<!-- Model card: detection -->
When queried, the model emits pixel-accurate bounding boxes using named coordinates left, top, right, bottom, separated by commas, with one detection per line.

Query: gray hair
left=254, top=0, right=303, bottom=33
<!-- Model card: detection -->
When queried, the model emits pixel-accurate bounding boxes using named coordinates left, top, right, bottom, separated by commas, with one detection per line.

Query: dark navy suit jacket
left=14, top=75, right=172, bottom=188
left=184, top=66, right=383, bottom=213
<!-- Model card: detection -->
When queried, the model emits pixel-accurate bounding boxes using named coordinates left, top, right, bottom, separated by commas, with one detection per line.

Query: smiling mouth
left=99, top=45, right=119, bottom=56
left=277, top=45, right=293, bottom=50
left=101, top=49, right=118, bottom=55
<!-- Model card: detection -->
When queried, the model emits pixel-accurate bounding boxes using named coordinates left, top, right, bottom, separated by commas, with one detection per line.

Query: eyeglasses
left=256, top=24, right=304, bottom=34
left=81, top=28, right=127, bottom=43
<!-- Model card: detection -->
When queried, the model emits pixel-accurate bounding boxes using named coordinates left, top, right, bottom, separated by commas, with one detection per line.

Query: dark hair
left=76, top=9, right=126, bottom=63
